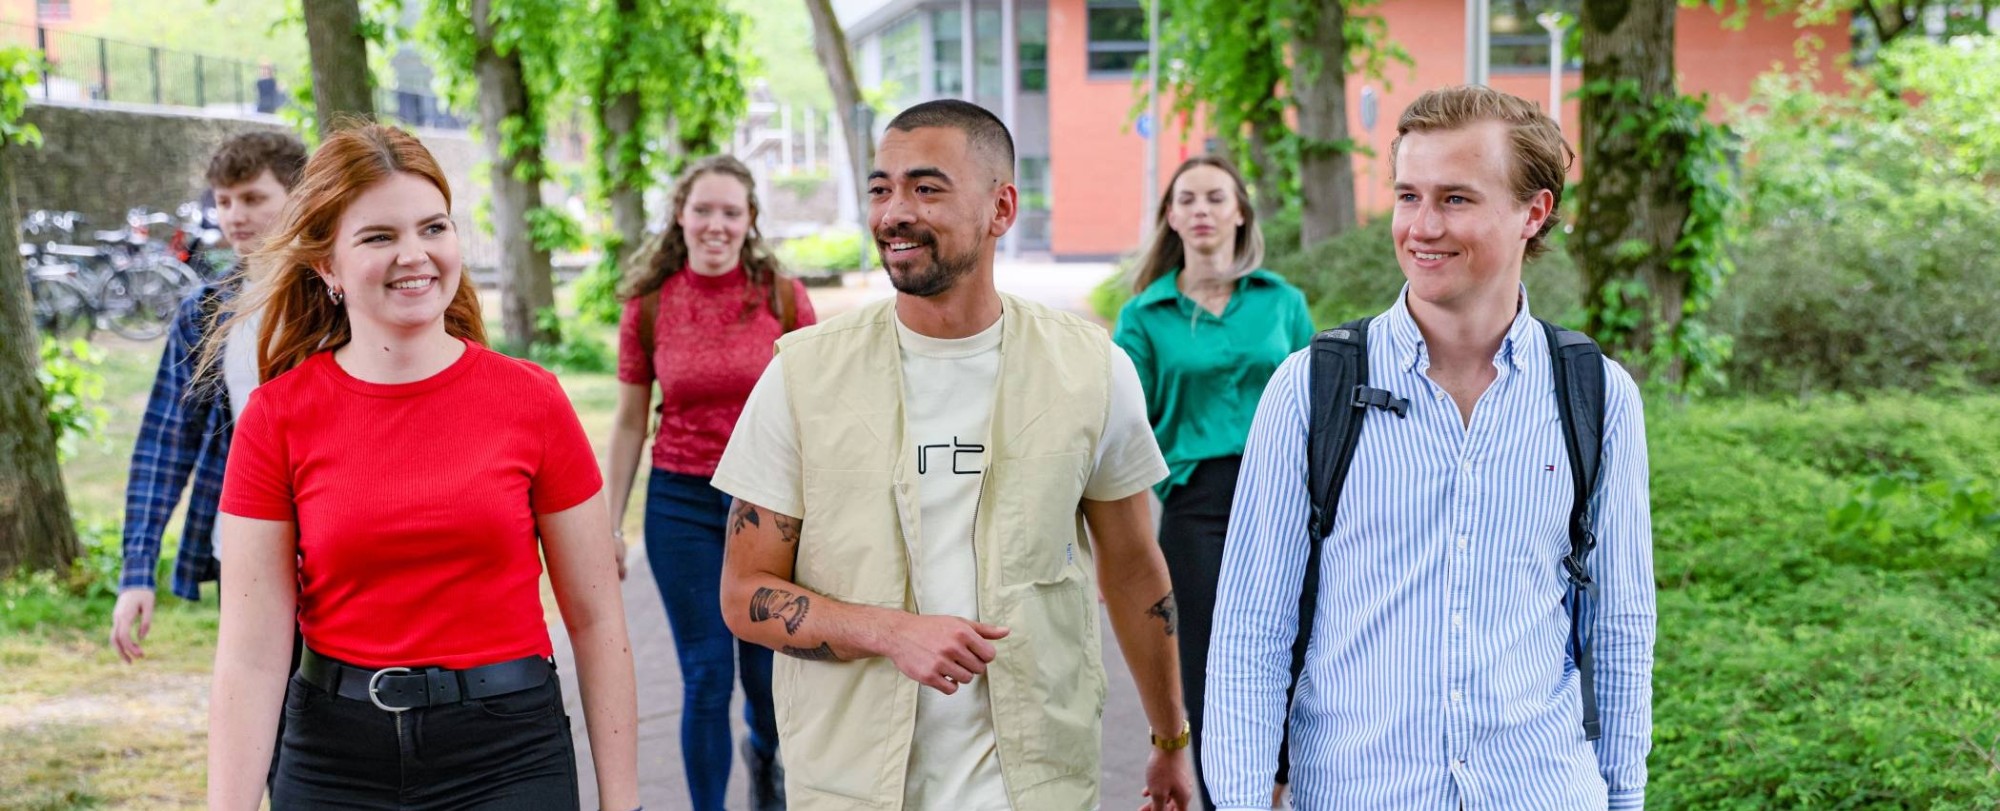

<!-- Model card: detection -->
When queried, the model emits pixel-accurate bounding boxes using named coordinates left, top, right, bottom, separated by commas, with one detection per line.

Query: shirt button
left=1460, top=460, right=1473, bottom=474
left=1456, top=535, right=1469, bottom=550
left=1451, top=690, right=1463, bottom=703
left=1453, top=612, right=1464, bottom=628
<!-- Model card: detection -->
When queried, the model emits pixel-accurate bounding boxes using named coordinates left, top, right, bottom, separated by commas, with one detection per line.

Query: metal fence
left=2, top=23, right=464, bottom=130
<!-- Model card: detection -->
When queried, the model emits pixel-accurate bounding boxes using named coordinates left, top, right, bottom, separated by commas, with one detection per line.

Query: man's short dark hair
left=206, top=130, right=309, bottom=190
left=884, top=99, right=1015, bottom=180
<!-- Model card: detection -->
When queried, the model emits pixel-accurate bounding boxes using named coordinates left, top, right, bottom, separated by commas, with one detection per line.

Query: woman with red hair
left=204, top=124, right=639, bottom=810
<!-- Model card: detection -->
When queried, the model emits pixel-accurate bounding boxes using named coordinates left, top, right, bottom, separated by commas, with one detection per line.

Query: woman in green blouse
left=1112, top=155, right=1315, bottom=807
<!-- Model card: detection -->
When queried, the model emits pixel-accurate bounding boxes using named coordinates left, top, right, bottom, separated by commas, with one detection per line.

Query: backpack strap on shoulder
left=638, top=287, right=664, bottom=436
left=774, top=275, right=798, bottom=333
left=1542, top=318, right=1608, bottom=741
left=1291, top=317, right=1373, bottom=698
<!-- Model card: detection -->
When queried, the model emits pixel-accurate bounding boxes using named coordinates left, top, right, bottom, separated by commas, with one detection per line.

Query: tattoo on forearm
left=728, top=500, right=762, bottom=537
left=774, top=513, right=802, bottom=545
left=1147, top=592, right=1178, bottom=637
left=782, top=642, right=838, bottom=661
left=750, top=586, right=811, bottom=635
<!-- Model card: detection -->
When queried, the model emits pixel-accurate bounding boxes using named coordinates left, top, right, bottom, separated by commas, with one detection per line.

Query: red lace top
left=616, top=265, right=816, bottom=477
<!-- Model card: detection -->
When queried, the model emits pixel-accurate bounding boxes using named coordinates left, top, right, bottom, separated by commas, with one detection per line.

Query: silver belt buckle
left=367, top=666, right=414, bottom=712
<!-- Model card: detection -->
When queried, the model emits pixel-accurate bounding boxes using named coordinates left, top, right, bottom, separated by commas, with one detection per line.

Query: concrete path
left=549, top=260, right=1207, bottom=810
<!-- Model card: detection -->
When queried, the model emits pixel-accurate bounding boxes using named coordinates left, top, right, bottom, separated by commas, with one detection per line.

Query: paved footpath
left=551, top=261, right=1198, bottom=810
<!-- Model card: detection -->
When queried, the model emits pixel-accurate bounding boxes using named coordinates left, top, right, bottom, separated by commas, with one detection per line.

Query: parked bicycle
left=20, top=208, right=199, bottom=340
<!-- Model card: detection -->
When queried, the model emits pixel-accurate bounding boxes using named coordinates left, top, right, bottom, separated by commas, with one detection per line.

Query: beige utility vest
left=773, top=293, right=1113, bottom=809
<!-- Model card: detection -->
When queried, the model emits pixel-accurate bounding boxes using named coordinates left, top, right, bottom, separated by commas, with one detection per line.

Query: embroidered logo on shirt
left=1545, top=464, right=1557, bottom=472
left=918, top=437, right=986, bottom=475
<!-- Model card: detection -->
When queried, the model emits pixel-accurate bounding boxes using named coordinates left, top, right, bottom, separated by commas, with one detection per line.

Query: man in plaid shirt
left=110, top=131, right=306, bottom=662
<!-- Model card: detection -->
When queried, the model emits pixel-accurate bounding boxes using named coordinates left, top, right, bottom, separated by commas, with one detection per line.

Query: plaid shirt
left=120, top=280, right=237, bottom=601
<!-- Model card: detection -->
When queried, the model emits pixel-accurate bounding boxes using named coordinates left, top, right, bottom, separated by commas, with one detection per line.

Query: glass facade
left=1489, top=0, right=1583, bottom=71
left=1086, top=0, right=1147, bottom=75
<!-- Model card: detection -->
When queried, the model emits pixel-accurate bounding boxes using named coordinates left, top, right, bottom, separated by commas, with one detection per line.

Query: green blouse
left=1112, top=268, right=1316, bottom=501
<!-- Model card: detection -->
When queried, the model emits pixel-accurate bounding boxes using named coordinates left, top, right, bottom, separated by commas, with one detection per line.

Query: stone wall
left=8, top=101, right=495, bottom=269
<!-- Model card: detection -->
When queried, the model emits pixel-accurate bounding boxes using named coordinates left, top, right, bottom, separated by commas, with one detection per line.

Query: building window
left=37, top=0, right=73, bottom=22
left=1489, top=0, right=1583, bottom=72
left=880, top=16, right=923, bottom=105
left=1019, top=8, right=1049, bottom=92
left=1087, top=0, right=1148, bottom=76
left=975, top=8, right=1004, bottom=100
left=1018, top=157, right=1051, bottom=213
left=934, top=9, right=964, bottom=97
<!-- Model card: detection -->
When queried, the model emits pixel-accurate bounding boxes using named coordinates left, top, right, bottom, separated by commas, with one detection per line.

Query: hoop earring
left=327, top=286, right=345, bottom=306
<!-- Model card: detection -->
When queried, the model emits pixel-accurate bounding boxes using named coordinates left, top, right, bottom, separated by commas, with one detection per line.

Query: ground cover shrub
left=2, top=519, right=124, bottom=635
left=776, top=228, right=866, bottom=277
left=1719, top=39, right=2000, bottom=394
left=1646, top=395, right=2000, bottom=805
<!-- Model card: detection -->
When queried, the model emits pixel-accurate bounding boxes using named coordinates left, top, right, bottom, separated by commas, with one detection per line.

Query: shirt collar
left=1384, top=283, right=1540, bottom=373
left=1132, top=267, right=1284, bottom=309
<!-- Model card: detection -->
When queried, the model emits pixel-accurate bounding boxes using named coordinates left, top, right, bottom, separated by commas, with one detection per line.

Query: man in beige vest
left=713, top=99, right=1196, bottom=810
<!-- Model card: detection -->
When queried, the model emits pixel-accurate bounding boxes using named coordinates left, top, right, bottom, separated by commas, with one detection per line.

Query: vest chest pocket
left=799, top=468, right=906, bottom=606
left=988, top=453, right=1090, bottom=587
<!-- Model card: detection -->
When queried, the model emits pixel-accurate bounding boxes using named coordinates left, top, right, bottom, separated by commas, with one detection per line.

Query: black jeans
left=1161, top=454, right=1242, bottom=811
left=270, top=663, right=579, bottom=809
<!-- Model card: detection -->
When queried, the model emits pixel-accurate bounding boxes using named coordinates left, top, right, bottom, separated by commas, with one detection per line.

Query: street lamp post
left=1142, top=0, right=1161, bottom=243
left=1536, top=11, right=1568, bottom=127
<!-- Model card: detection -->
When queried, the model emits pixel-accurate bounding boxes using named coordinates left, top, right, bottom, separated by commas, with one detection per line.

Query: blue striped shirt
left=1203, top=290, right=1655, bottom=810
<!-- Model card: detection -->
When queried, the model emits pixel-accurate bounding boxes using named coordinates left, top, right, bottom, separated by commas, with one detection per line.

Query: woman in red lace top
left=603, top=155, right=814, bottom=810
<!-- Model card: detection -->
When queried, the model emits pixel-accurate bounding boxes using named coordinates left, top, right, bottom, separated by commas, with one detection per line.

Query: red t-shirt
left=220, top=339, right=603, bottom=670
left=616, top=265, right=816, bottom=476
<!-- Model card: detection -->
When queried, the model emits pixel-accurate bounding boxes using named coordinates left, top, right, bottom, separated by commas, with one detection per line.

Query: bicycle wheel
left=28, top=272, right=94, bottom=339
left=96, top=262, right=185, bottom=341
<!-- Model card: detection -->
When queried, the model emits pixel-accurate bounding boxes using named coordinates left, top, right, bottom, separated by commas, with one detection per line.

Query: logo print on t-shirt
left=917, top=437, right=986, bottom=475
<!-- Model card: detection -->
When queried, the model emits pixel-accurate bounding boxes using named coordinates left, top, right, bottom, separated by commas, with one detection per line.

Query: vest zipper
left=970, top=473, right=1018, bottom=803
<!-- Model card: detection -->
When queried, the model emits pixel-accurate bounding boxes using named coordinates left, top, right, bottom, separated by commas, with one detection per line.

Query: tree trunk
left=597, top=0, right=647, bottom=269
left=804, top=0, right=873, bottom=269
left=0, top=143, right=79, bottom=572
left=1293, top=0, right=1358, bottom=249
left=1575, top=0, right=1687, bottom=383
left=302, top=0, right=375, bottom=134
left=1247, top=117, right=1285, bottom=225
left=470, top=0, right=557, bottom=349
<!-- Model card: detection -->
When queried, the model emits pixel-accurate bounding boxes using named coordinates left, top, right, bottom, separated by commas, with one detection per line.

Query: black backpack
left=1291, top=316, right=1609, bottom=741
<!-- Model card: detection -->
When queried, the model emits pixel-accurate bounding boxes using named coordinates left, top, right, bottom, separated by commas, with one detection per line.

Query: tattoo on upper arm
left=750, top=586, right=811, bottom=635
left=774, top=513, right=802, bottom=545
left=782, top=642, right=839, bottom=661
left=730, top=500, right=801, bottom=544
left=1147, top=592, right=1178, bottom=637
left=728, top=500, right=762, bottom=537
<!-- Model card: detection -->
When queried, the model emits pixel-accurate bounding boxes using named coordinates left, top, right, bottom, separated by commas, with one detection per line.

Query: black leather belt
left=297, top=647, right=553, bottom=712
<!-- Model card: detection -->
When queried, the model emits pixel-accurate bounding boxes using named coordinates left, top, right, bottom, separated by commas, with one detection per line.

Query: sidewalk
left=550, top=260, right=1178, bottom=809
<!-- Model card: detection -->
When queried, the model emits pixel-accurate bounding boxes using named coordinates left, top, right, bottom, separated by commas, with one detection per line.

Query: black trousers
left=1160, top=454, right=1242, bottom=810
left=270, top=663, right=579, bottom=810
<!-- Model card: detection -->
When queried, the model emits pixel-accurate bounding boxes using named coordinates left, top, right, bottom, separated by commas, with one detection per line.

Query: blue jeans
left=645, top=470, right=779, bottom=810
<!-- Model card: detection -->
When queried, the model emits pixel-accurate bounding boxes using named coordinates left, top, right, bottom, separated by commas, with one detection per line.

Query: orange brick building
left=840, top=0, right=1844, bottom=258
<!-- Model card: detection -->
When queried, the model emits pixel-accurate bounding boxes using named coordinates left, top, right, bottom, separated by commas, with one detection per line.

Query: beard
left=879, top=225, right=980, bottom=298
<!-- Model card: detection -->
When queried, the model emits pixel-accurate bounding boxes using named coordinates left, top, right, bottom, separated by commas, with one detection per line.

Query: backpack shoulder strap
left=774, top=276, right=798, bottom=333
left=639, top=286, right=661, bottom=357
left=1292, top=317, right=1373, bottom=693
left=1541, top=318, right=1608, bottom=741
left=1306, top=317, right=1373, bottom=541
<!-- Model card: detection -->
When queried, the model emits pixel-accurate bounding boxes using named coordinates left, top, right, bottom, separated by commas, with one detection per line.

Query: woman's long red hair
left=208, top=124, right=486, bottom=383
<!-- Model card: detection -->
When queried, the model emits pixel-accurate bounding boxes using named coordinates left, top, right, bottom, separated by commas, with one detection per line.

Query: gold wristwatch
left=1150, top=720, right=1192, bottom=751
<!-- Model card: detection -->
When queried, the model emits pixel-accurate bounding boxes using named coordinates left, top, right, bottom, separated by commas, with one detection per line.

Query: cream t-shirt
left=712, top=309, right=1166, bottom=810
left=211, top=303, right=262, bottom=555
